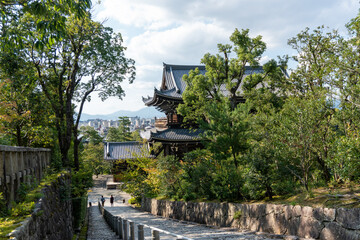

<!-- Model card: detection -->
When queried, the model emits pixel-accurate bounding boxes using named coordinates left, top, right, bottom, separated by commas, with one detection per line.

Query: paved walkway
left=87, top=206, right=118, bottom=240
left=87, top=175, right=282, bottom=240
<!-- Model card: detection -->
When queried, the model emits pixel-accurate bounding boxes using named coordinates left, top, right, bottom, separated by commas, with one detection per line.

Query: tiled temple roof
left=104, top=141, right=151, bottom=160
left=149, top=128, right=204, bottom=142
left=143, top=63, right=264, bottom=113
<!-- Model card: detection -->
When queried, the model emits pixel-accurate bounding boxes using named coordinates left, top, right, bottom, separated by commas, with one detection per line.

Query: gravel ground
left=87, top=175, right=282, bottom=240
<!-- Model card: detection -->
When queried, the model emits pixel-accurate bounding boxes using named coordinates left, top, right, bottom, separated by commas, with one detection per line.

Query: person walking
left=110, top=195, right=114, bottom=207
left=101, top=195, right=105, bottom=207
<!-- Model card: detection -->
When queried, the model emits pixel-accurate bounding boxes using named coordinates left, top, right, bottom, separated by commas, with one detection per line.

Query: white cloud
left=97, top=0, right=174, bottom=30
left=127, top=22, right=230, bottom=65
left=86, top=0, right=360, bottom=115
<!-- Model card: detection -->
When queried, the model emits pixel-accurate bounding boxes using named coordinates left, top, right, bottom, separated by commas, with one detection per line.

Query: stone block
left=336, top=208, right=360, bottom=230
left=259, top=212, right=287, bottom=235
left=298, top=217, right=323, bottom=239
left=284, top=205, right=293, bottom=220
left=286, top=216, right=301, bottom=236
left=301, top=206, right=314, bottom=218
left=320, top=222, right=360, bottom=240
left=140, top=198, right=360, bottom=240
left=313, top=207, right=336, bottom=222
left=240, top=215, right=260, bottom=231
left=293, top=205, right=302, bottom=217
left=274, top=204, right=286, bottom=215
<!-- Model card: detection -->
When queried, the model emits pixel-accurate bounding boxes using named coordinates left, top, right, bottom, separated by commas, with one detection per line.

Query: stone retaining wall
left=8, top=174, right=73, bottom=240
left=141, top=198, right=360, bottom=240
left=0, top=145, right=51, bottom=203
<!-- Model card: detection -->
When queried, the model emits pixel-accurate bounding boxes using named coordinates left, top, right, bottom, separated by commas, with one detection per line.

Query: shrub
left=233, top=210, right=242, bottom=220
left=0, top=193, right=9, bottom=217
left=11, top=201, right=35, bottom=217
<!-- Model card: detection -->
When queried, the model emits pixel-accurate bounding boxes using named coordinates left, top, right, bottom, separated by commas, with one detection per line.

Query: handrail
left=98, top=201, right=193, bottom=240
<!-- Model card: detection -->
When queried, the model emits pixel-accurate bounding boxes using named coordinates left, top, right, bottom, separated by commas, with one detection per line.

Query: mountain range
left=80, top=107, right=164, bottom=121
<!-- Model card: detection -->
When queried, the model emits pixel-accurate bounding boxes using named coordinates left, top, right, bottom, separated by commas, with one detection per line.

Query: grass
left=245, top=183, right=360, bottom=209
left=154, top=182, right=360, bottom=209
left=0, top=171, right=68, bottom=239
left=0, top=217, right=27, bottom=239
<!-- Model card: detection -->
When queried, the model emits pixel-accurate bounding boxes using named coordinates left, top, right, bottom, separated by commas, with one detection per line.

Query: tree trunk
left=316, top=155, right=331, bottom=182
left=55, top=115, right=69, bottom=168
left=73, top=129, right=80, bottom=171
left=16, top=125, right=22, bottom=146
left=265, top=183, right=273, bottom=200
left=64, top=90, right=74, bottom=168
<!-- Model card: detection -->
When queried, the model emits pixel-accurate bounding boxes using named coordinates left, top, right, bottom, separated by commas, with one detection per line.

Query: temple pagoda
left=142, top=63, right=265, bottom=158
left=142, top=63, right=205, bottom=157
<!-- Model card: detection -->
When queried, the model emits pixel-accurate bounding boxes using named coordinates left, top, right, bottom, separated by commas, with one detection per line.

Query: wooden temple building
left=142, top=63, right=206, bottom=158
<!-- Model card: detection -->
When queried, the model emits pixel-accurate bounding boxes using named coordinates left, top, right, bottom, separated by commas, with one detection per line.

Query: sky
left=81, top=0, right=360, bottom=115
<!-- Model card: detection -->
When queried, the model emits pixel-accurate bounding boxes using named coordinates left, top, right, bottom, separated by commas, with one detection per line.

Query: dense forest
left=1, top=0, right=360, bottom=204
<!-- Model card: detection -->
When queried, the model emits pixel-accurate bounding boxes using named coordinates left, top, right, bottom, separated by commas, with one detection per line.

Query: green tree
left=288, top=26, right=340, bottom=96
left=117, top=116, right=132, bottom=141
left=106, top=117, right=132, bottom=142
left=287, top=26, right=340, bottom=182
left=201, top=100, right=250, bottom=168
left=0, top=2, right=56, bottom=147
left=178, top=29, right=268, bottom=121
left=333, top=15, right=360, bottom=134
left=241, top=55, right=290, bottom=200
left=0, top=0, right=92, bottom=46
left=0, top=0, right=91, bottom=164
left=106, top=127, right=122, bottom=142
left=277, top=93, right=335, bottom=191
left=178, top=29, right=280, bottom=168
left=79, top=126, right=103, bottom=145
left=81, top=143, right=110, bottom=177
left=72, top=22, right=135, bottom=170
left=0, top=60, right=54, bottom=147
left=156, top=155, right=183, bottom=198
left=5, top=7, right=135, bottom=170
left=121, top=153, right=160, bottom=202
left=131, top=130, right=142, bottom=142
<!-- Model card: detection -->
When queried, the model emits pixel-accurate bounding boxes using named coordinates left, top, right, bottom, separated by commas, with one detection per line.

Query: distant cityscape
left=79, top=116, right=163, bottom=138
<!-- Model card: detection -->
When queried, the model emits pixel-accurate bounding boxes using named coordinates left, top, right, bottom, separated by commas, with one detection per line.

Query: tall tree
left=71, top=18, right=135, bottom=170
left=0, top=11, right=54, bottom=147
left=277, top=93, right=335, bottom=191
left=287, top=26, right=340, bottom=182
left=106, top=117, right=132, bottom=142
left=106, top=127, right=122, bottom=142
left=334, top=15, right=360, bottom=130
left=2, top=2, right=135, bottom=169
left=79, top=126, right=103, bottom=145
left=117, top=116, right=132, bottom=141
left=0, top=0, right=90, bottom=155
left=82, top=143, right=111, bottom=177
left=178, top=29, right=281, bottom=168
